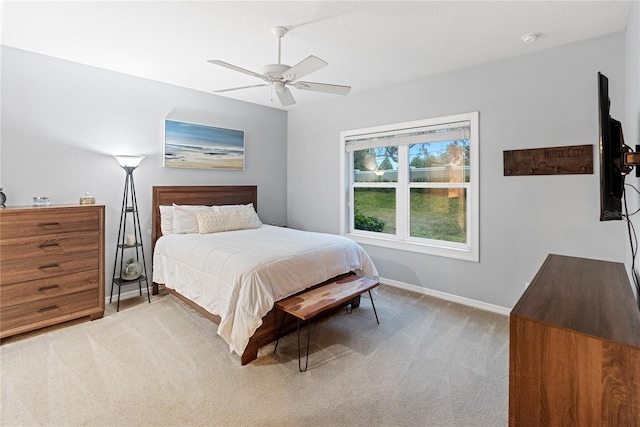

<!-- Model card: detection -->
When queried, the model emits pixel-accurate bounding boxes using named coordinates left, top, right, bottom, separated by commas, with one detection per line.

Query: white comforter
left=153, top=225, right=378, bottom=356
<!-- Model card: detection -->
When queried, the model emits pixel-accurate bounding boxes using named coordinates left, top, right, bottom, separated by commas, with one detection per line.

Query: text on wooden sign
left=504, top=144, right=593, bottom=176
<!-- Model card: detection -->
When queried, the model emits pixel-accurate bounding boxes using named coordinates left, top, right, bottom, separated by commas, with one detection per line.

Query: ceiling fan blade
left=214, top=84, right=269, bottom=93
left=293, top=81, right=351, bottom=95
left=284, top=55, right=327, bottom=81
left=276, top=87, right=296, bottom=106
left=207, top=59, right=266, bottom=81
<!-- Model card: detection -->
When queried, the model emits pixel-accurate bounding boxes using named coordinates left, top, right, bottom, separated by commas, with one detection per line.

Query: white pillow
left=159, top=205, right=174, bottom=235
left=195, top=208, right=262, bottom=234
left=172, top=204, right=214, bottom=234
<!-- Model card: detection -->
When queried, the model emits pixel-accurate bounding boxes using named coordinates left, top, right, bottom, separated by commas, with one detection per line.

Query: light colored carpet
left=0, top=285, right=509, bottom=426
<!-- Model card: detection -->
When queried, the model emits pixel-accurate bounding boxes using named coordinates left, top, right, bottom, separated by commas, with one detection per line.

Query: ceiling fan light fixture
left=273, top=81, right=286, bottom=94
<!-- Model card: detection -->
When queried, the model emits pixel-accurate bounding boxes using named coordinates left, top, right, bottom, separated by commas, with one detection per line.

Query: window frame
left=340, top=112, right=479, bottom=262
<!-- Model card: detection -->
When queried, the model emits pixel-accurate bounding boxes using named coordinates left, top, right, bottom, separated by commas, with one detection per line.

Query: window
left=340, top=112, right=479, bottom=262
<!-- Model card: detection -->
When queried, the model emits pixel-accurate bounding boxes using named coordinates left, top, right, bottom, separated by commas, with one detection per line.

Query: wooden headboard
left=151, top=185, right=258, bottom=251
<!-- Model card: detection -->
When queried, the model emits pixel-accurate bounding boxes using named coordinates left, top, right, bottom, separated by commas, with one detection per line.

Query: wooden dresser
left=510, top=254, right=640, bottom=426
left=0, top=205, right=105, bottom=338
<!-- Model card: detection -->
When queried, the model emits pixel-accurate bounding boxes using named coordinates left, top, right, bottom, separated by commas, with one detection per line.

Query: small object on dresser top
left=0, top=187, right=5, bottom=208
left=80, top=192, right=95, bottom=205
left=32, top=196, right=51, bottom=206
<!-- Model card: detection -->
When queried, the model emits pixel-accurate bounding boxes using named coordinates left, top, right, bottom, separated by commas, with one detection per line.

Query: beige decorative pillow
left=195, top=209, right=262, bottom=234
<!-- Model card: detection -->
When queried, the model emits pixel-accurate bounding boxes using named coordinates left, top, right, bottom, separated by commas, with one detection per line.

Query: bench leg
left=298, top=318, right=311, bottom=372
left=273, top=313, right=312, bottom=372
left=273, top=310, right=287, bottom=354
left=345, top=291, right=379, bottom=325
left=368, top=290, right=380, bottom=325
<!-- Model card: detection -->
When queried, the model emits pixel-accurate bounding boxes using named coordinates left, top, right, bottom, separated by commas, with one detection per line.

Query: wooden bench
left=273, top=275, right=379, bottom=371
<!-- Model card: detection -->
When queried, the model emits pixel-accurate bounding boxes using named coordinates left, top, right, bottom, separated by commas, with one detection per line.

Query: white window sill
left=346, top=232, right=479, bottom=262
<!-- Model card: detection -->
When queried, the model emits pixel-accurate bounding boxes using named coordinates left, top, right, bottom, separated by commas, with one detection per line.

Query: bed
left=151, top=185, right=378, bottom=365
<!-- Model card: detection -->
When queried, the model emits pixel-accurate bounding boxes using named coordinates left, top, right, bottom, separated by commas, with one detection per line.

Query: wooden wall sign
left=504, top=144, right=593, bottom=176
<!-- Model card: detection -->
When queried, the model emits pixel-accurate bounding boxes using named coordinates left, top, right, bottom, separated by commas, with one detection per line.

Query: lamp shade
left=114, top=155, right=145, bottom=168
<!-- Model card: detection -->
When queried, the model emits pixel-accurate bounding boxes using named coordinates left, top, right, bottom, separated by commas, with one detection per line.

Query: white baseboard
left=379, top=276, right=511, bottom=316
left=105, top=287, right=150, bottom=304
left=107, top=279, right=511, bottom=317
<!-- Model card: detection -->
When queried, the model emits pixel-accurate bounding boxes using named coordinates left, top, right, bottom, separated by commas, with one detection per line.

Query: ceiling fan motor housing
left=261, top=63, right=291, bottom=80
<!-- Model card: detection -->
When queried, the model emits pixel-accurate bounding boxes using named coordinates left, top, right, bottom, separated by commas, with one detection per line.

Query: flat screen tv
left=598, top=72, right=626, bottom=221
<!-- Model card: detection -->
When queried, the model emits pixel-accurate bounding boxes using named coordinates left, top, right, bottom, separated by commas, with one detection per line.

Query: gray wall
left=2, top=20, right=638, bottom=311
left=1, top=46, right=288, bottom=296
left=287, top=33, right=630, bottom=309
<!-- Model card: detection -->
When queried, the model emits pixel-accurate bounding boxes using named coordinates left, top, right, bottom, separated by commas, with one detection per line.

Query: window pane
left=409, top=140, right=470, bottom=183
left=353, top=147, right=398, bottom=182
left=410, top=188, right=467, bottom=243
left=354, top=188, right=396, bottom=234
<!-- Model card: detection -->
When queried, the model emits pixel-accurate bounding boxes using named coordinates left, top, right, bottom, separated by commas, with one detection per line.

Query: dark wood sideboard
left=509, top=254, right=640, bottom=426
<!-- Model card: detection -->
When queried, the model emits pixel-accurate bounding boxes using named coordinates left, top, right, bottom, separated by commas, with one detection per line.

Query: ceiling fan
left=208, top=26, right=351, bottom=106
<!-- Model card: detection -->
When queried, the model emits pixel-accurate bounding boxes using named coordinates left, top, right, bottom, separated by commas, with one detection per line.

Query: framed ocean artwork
left=164, top=120, right=245, bottom=170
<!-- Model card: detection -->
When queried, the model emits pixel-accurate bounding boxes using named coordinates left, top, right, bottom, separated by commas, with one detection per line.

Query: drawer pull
left=39, top=242, right=60, bottom=249
left=38, top=222, right=61, bottom=227
left=38, top=263, right=60, bottom=270
left=38, top=284, right=60, bottom=292
left=38, top=305, right=59, bottom=313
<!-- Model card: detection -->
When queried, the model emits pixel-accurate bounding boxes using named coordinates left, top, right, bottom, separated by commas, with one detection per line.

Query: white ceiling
left=1, top=1, right=632, bottom=110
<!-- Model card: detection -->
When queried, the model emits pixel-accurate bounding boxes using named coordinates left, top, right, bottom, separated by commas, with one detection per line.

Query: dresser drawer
left=0, top=231, right=100, bottom=261
left=0, top=289, right=99, bottom=334
left=0, top=249, right=99, bottom=285
left=0, top=207, right=100, bottom=239
left=0, top=270, right=99, bottom=307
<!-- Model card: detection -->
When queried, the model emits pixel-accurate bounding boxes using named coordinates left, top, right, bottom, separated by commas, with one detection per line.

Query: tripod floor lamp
left=111, top=155, right=150, bottom=311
